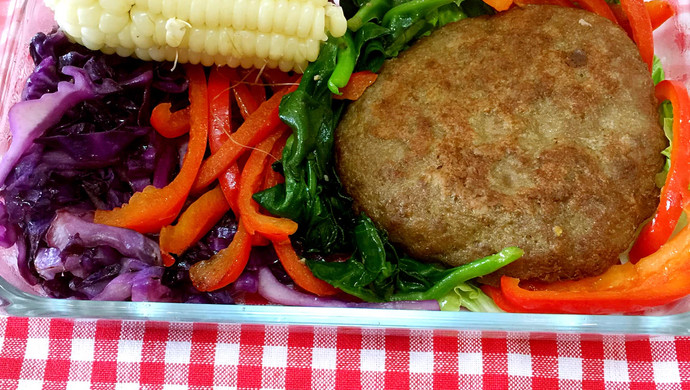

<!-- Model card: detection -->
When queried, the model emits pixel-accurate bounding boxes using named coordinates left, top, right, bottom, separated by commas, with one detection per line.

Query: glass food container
left=1, top=0, right=690, bottom=335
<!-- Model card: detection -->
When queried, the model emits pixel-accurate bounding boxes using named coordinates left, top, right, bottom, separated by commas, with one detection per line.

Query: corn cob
left=43, top=0, right=348, bottom=72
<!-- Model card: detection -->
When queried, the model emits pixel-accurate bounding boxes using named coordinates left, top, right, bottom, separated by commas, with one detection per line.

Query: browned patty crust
left=335, top=5, right=666, bottom=282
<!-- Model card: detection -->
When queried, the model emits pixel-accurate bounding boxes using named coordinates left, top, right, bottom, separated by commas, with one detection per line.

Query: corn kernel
left=48, top=0, right=348, bottom=73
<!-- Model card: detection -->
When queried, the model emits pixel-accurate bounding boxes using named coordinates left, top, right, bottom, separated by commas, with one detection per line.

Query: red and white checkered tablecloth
left=2, top=316, right=690, bottom=389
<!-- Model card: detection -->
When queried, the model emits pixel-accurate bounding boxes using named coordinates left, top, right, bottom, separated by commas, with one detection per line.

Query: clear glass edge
left=2, top=275, right=689, bottom=335
left=0, top=0, right=688, bottom=336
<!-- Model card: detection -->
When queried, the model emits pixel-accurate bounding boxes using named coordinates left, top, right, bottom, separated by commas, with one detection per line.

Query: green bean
left=327, top=32, right=357, bottom=95
left=390, top=247, right=524, bottom=301
left=381, top=0, right=456, bottom=27
left=348, top=0, right=393, bottom=31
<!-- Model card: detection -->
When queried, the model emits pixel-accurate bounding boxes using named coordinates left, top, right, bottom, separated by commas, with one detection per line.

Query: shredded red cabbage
left=46, top=210, right=161, bottom=265
left=0, top=66, right=99, bottom=185
left=0, top=31, right=196, bottom=301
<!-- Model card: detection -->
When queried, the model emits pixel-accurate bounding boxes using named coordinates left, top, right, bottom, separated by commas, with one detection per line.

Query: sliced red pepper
left=611, top=0, right=673, bottom=39
left=481, top=285, right=543, bottom=313
left=94, top=65, right=208, bottom=233
left=513, top=0, right=574, bottom=8
left=150, top=103, right=190, bottom=138
left=208, top=66, right=232, bottom=153
left=620, top=0, right=655, bottom=71
left=191, top=83, right=298, bottom=193
left=240, top=68, right=267, bottom=105
left=610, top=4, right=634, bottom=38
left=234, top=86, right=261, bottom=119
left=629, top=80, right=690, bottom=262
left=499, top=274, right=690, bottom=314
left=255, top=131, right=290, bottom=244
left=238, top=127, right=298, bottom=241
left=260, top=68, right=301, bottom=91
left=272, top=239, right=339, bottom=296
left=333, top=71, right=379, bottom=101
left=482, top=0, right=513, bottom=12
left=218, top=165, right=241, bottom=216
left=159, top=186, right=231, bottom=256
left=189, top=221, right=253, bottom=291
left=497, top=205, right=690, bottom=314
left=162, top=252, right=176, bottom=267
left=646, top=0, right=675, bottom=29
left=233, top=75, right=262, bottom=120
left=576, top=0, right=618, bottom=24
left=209, top=66, right=241, bottom=215
left=252, top=234, right=271, bottom=246
left=262, top=132, right=290, bottom=190
left=217, top=67, right=263, bottom=120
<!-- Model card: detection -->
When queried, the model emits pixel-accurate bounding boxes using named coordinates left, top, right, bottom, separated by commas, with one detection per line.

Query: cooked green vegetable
left=656, top=99, right=674, bottom=188
left=390, top=247, right=523, bottom=301
left=438, top=282, right=505, bottom=312
left=306, top=216, right=523, bottom=302
left=328, top=32, right=358, bottom=94
left=652, top=55, right=669, bottom=188
left=652, top=55, right=665, bottom=85
left=254, top=0, right=505, bottom=302
left=348, top=0, right=393, bottom=31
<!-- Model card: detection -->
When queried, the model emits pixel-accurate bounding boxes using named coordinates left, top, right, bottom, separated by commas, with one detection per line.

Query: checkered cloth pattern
left=1, top=316, right=690, bottom=389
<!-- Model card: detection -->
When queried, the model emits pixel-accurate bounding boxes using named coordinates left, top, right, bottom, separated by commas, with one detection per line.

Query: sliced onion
left=257, top=267, right=439, bottom=310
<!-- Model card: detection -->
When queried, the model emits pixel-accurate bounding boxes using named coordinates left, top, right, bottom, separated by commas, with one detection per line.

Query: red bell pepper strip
left=262, top=132, right=290, bottom=190
left=481, top=285, right=543, bottom=313
left=513, top=0, right=574, bottom=8
left=94, top=65, right=208, bottom=233
left=233, top=78, right=262, bottom=120
left=159, top=186, right=231, bottom=256
left=218, top=166, right=241, bottom=217
left=252, top=234, right=271, bottom=246
left=240, top=68, right=267, bottom=105
left=272, top=239, right=339, bottom=296
left=483, top=0, right=513, bottom=11
left=234, top=86, right=261, bottom=119
left=620, top=0, right=655, bottom=71
left=150, top=103, right=190, bottom=138
left=576, top=0, right=618, bottom=23
left=629, top=80, right=690, bottom=262
left=191, top=83, right=298, bottom=193
left=646, top=0, right=675, bottom=29
left=162, top=252, right=176, bottom=267
left=499, top=274, right=690, bottom=315
left=217, top=67, right=262, bottom=119
left=610, top=4, right=634, bottom=38
left=208, top=66, right=232, bottom=153
left=189, top=222, right=253, bottom=291
left=238, top=127, right=298, bottom=241
left=208, top=66, right=241, bottom=215
left=260, top=68, right=301, bottom=90
left=332, top=71, right=379, bottom=101
left=255, top=132, right=289, bottom=246
left=611, top=0, right=673, bottom=40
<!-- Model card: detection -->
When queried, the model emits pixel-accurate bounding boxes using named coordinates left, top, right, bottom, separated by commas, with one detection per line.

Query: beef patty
left=334, top=5, right=667, bottom=282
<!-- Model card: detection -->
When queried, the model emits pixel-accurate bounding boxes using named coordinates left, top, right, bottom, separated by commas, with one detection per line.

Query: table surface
left=3, top=317, right=690, bottom=389
left=2, top=0, right=690, bottom=389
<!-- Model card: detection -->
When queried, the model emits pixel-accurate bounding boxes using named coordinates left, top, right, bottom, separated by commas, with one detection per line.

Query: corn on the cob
left=43, top=0, right=348, bottom=72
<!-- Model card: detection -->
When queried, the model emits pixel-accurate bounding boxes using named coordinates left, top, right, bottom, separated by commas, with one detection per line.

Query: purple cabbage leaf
left=46, top=210, right=161, bottom=265
left=0, top=66, right=99, bottom=185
